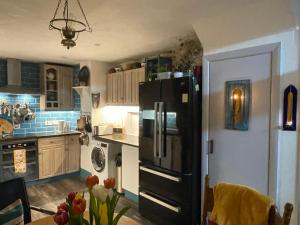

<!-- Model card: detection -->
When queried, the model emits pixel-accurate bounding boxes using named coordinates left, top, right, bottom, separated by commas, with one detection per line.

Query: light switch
left=182, top=93, right=188, bottom=103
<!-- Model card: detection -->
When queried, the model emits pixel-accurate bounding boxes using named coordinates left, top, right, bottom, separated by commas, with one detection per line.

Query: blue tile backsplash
left=0, top=60, right=81, bottom=135
left=0, top=94, right=80, bottom=134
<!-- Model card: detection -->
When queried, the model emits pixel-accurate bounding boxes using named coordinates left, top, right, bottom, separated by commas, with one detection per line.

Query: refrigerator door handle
left=140, top=166, right=181, bottom=182
left=139, top=191, right=181, bottom=213
left=153, top=102, right=158, bottom=158
left=158, top=102, right=164, bottom=158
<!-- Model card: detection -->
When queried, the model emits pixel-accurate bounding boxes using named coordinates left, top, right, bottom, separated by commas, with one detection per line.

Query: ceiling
left=0, top=0, right=200, bottom=64
left=0, top=0, right=295, bottom=64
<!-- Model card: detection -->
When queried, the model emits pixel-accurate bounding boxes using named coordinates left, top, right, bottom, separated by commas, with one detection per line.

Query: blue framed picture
left=225, top=80, right=251, bottom=130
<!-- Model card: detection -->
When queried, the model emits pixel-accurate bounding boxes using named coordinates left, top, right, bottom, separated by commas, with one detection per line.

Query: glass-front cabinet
left=41, top=64, right=74, bottom=110
left=45, top=66, right=59, bottom=109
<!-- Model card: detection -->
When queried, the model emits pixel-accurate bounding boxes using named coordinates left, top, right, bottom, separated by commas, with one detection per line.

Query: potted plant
left=53, top=176, right=130, bottom=225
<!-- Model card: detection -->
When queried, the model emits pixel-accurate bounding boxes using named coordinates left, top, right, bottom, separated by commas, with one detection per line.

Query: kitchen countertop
left=0, top=131, right=81, bottom=142
left=94, top=134, right=139, bottom=147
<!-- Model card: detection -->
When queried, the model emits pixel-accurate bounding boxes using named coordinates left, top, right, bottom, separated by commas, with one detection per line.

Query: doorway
left=202, top=43, right=280, bottom=197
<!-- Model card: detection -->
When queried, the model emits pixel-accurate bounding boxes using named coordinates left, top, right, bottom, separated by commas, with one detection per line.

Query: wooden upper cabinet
left=107, top=67, right=145, bottom=105
left=107, top=73, right=113, bottom=103
left=59, top=66, right=74, bottom=109
left=41, top=64, right=74, bottom=110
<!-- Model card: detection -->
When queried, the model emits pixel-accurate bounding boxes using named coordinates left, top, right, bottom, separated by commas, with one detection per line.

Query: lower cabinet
left=65, top=135, right=81, bottom=173
left=38, top=135, right=80, bottom=179
left=122, top=144, right=139, bottom=195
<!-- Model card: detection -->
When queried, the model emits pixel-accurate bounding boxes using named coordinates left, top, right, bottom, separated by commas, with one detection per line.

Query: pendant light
left=49, top=0, right=92, bottom=49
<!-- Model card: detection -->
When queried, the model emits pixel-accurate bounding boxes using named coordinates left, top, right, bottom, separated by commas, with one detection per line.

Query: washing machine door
left=91, top=145, right=106, bottom=172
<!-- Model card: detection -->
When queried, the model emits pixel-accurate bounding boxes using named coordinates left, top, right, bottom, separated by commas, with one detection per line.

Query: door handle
left=158, top=102, right=164, bottom=158
left=140, top=166, right=181, bottom=182
left=139, top=191, right=181, bottom=213
left=208, top=140, right=214, bottom=154
left=153, top=102, right=158, bottom=158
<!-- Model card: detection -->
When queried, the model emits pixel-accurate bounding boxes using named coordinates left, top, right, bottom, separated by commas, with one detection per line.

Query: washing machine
left=90, top=140, right=121, bottom=182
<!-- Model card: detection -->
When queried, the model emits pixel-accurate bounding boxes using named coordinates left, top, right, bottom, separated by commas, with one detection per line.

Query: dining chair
left=201, top=175, right=294, bottom=225
left=0, top=177, right=55, bottom=224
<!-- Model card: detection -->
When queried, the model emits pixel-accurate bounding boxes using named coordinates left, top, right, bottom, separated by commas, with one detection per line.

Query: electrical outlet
left=45, top=120, right=59, bottom=126
left=45, top=121, right=52, bottom=126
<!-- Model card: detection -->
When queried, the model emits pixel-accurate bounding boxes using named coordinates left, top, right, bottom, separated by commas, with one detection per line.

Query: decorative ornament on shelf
left=49, top=0, right=92, bottom=49
left=283, top=85, right=297, bottom=131
left=53, top=176, right=130, bottom=225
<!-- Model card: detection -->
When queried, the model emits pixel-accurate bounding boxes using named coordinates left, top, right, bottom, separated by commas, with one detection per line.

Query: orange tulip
left=86, top=175, right=99, bottom=189
left=103, top=178, right=115, bottom=189
left=72, top=193, right=86, bottom=215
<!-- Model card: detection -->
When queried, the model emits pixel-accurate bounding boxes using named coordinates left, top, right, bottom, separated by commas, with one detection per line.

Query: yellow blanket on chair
left=210, top=183, right=274, bottom=225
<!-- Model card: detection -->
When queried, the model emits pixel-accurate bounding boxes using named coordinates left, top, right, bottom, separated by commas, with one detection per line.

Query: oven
left=0, top=138, right=38, bottom=182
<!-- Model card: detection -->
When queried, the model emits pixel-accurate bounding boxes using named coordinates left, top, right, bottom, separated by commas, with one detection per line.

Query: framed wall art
left=225, top=79, right=251, bottom=131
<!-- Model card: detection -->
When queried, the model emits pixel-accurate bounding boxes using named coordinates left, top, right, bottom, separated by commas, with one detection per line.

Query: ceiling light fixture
left=49, top=0, right=92, bottom=49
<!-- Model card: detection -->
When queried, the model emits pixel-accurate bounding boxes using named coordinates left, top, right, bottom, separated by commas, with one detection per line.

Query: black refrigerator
left=139, top=76, right=202, bottom=225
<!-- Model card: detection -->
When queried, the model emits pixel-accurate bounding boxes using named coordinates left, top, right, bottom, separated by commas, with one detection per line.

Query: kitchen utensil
left=0, top=118, right=13, bottom=134
left=85, top=116, right=92, bottom=133
left=79, top=132, right=89, bottom=146
left=77, top=115, right=86, bottom=131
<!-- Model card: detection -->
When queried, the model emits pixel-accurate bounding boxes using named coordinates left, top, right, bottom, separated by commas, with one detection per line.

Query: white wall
left=78, top=60, right=111, bottom=173
left=101, top=106, right=139, bottom=136
left=195, top=28, right=300, bottom=224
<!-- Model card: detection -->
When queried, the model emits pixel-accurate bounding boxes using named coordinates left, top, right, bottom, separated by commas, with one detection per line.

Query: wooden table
left=28, top=214, right=141, bottom=225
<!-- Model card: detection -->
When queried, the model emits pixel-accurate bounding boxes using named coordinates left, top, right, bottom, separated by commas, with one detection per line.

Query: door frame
left=202, top=43, right=281, bottom=200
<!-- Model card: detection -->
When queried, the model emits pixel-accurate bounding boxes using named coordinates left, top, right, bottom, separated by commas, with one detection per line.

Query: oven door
left=0, top=147, right=38, bottom=182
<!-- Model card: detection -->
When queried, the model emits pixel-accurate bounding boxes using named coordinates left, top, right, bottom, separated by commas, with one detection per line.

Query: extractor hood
left=0, top=59, right=40, bottom=95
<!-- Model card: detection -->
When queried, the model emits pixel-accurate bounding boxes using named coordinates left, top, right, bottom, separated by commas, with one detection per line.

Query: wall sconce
left=283, top=85, right=297, bottom=131
left=225, top=80, right=250, bottom=130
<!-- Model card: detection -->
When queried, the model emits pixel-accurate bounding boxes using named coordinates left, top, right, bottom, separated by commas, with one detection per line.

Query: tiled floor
left=27, top=176, right=155, bottom=225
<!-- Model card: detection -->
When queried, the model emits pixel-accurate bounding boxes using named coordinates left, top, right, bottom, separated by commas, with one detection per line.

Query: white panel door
left=209, top=53, right=272, bottom=194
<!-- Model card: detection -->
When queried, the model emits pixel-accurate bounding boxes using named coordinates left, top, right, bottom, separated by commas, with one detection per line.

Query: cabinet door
left=38, top=137, right=65, bottom=178
left=53, top=145, right=65, bottom=175
left=43, top=64, right=60, bottom=109
left=65, top=135, right=81, bottom=173
left=124, top=70, right=132, bottom=104
left=117, top=72, right=124, bottom=103
left=122, top=145, right=139, bottom=195
left=107, top=74, right=113, bottom=104
left=112, top=73, right=119, bottom=103
left=111, top=72, right=124, bottom=104
left=59, top=66, right=74, bottom=109
left=132, top=68, right=145, bottom=104
left=39, top=149, right=54, bottom=179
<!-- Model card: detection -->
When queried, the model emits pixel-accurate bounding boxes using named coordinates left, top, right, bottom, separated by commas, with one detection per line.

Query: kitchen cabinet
left=41, top=64, right=74, bottom=110
left=107, top=67, right=145, bottom=105
left=122, top=144, right=139, bottom=195
left=38, top=136, right=65, bottom=179
left=65, top=135, right=81, bottom=173
left=38, top=135, right=80, bottom=179
left=59, top=67, right=74, bottom=109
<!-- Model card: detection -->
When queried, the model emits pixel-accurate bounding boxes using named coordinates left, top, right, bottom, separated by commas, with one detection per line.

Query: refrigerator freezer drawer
left=139, top=166, right=183, bottom=203
left=139, top=192, right=182, bottom=225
